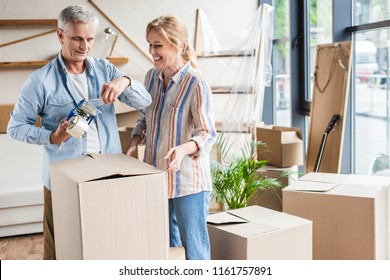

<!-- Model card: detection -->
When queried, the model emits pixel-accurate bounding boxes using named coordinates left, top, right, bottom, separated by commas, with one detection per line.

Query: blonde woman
left=127, top=15, right=216, bottom=260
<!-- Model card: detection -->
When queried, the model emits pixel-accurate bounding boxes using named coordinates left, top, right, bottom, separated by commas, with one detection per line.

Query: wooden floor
left=0, top=233, right=43, bottom=260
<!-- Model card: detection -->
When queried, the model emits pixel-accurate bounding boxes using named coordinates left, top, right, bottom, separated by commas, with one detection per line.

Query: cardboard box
left=207, top=205, right=312, bottom=260
left=114, top=100, right=137, bottom=115
left=169, top=247, right=186, bottom=260
left=118, top=127, right=133, bottom=154
left=256, top=125, right=303, bottom=167
left=50, top=153, right=169, bottom=260
left=283, top=172, right=390, bottom=260
left=0, top=104, right=14, bottom=133
left=116, top=110, right=140, bottom=128
left=249, top=165, right=299, bottom=211
left=1, top=104, right=41, bottom=133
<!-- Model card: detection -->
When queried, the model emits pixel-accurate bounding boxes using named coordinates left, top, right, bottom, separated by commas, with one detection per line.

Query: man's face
left=57, top=22, right=96, bottom=63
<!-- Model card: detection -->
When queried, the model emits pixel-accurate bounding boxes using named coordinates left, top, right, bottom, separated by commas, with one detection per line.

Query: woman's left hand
left=164, top=146, right=185, bottom=172
left=164, top=141, right=198, bottom=172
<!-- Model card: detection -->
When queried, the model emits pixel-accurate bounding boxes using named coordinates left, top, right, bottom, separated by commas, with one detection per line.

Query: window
left=352, top=0, right=390, bottom=174
left=307, top=0, right=333, bottom=101
left=273, top=0, right=291, bottom=126
left=356, top=0, right=390, bottom=25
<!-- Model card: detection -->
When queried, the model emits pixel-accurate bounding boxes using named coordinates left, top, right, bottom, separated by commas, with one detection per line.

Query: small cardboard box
left=249, top=165, right=299, bottom=211
left=118, top=127, right=133, bottom=154
left=116, top=110, right=140, bottom=128
left=283, top=172, right=390, bottom=260
left=0, top=104, right=14, bottom=133
left=207, top=205, right=312, bottom=260
left=50, top=153, right=169, bottom=260
left=1, top=104, right=41, bottom=133
left=256, top=125, right=303, bottom=167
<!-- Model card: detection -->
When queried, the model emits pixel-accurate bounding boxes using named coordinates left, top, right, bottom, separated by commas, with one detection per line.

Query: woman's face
left=147, top=29, right=181, bottom=70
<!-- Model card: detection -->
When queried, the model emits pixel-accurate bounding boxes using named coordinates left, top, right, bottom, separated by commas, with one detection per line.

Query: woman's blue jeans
left=169, top=191, right=211, bottom=260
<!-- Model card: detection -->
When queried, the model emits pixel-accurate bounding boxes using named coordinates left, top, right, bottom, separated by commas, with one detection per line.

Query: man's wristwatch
left=123, top=75, right=131, bottom=87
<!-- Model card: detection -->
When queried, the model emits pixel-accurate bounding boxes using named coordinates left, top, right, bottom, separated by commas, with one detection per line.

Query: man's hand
left=101, top=76, right=130, bottom=104
left=50, top=118, right=71, bottom=144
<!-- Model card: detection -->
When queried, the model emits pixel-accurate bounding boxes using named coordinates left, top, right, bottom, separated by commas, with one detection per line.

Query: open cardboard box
left=50, top=153, right=169, bottom=260
left=207, top=205, right=312, bottom=260
left=256, top=125, right=303, bottom=167
left=283, top=172, right=390, bottom=260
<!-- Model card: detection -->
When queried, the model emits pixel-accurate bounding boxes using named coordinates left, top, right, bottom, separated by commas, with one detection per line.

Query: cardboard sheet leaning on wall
left=196, top=4, right=274, bottom=163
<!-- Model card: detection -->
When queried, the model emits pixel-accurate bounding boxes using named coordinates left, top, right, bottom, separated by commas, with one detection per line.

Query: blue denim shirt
left=7, top=54, right=151, bottom=189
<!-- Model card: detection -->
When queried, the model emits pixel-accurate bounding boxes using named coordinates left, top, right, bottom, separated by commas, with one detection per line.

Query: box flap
left=258, top=165, right=298, bottom=172
left=280, top=131, right=302, bottom=144
left=285, top=180, right=337, bottom=192
left=285, top=173, right=388, bottom=194
left=227, top=205, right=279, bottom=221
left=89, top=153, right=161, bottom=175
left=252, top=212, right=312, bottom=229
left=207, top=211, right=248, bottom=225
left=342, top=174, right=390, bottom=186
left=300, top=172, right=348, bottom=184
left=220, top=222, right=278, bottom=238
left=257, top=124, right=274, bottom=130
left=273, top=126, right=302, bottom=139
left=51, top=153, right=163, bottom=183
left=326, top=184, right=386, bottom=198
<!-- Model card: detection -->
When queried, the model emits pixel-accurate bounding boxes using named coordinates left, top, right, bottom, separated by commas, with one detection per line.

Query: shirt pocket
left=45, top=96, right=75, bottom=125
left=165, top=103, right=191, bottom=120
left=165, top=97, right=191, bottom=111
left=47, top=96, right=74, bottom=107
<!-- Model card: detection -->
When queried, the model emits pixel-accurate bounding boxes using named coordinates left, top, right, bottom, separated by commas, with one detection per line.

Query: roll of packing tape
left=66, top=115, right=89, bottom=138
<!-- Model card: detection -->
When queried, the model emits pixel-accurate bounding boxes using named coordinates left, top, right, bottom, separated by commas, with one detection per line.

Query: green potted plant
left=210, top=134, right=284, bottom=210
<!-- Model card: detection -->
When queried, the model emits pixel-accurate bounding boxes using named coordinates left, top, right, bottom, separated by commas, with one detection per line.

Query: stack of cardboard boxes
left=250, top=125, right=303, bottom=211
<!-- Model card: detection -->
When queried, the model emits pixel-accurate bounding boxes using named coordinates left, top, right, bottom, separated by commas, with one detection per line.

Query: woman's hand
left=164, top=146, right=185, bottom=172
left=125, top=144, right=138, bottom=157
left=125, top=135, right=142, bottom=157
left=164, top=141, right=197, bottom=172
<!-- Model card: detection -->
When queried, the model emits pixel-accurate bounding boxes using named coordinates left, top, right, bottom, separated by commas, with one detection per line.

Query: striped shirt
left=133, top=62, right=216, bottom=198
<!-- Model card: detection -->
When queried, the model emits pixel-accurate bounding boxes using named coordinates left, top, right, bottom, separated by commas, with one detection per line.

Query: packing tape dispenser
left=66, top=99, right=102, bottom=138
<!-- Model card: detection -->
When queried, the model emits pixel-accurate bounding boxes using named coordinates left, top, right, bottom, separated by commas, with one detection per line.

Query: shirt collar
left=157, top=61, right=191, bottom=84
left=57, top=51, right=92, bottom=75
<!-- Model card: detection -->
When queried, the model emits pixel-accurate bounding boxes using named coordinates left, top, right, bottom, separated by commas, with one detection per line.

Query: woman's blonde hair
left=146, top=15, right=197, bottom=68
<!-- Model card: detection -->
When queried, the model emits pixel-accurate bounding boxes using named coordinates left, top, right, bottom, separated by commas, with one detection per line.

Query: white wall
left=0, top=0, right=257, bottom=104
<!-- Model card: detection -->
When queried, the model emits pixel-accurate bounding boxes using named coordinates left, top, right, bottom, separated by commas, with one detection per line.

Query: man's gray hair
left=58, top=5, right=99, bottom=31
